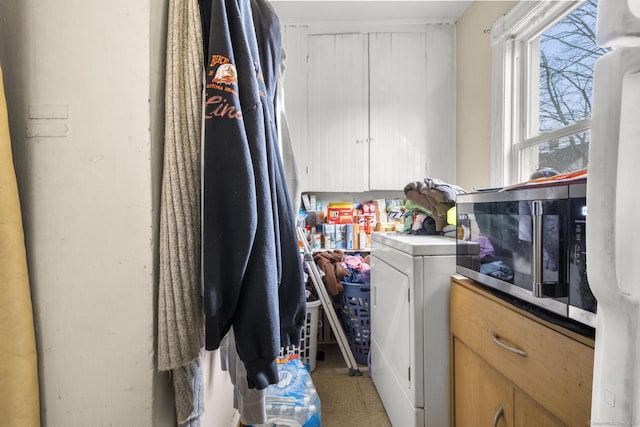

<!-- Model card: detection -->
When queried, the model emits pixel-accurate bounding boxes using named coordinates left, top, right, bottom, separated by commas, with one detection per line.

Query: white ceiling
left=269, top=0, right=472, bottom=24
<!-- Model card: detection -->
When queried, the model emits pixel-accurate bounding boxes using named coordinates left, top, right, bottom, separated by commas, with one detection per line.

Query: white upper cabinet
left=369, top=32, right=430, bottom=190
left=282, top=24, right=456, bottom=193
left=307, top=33, right=370, bottom=192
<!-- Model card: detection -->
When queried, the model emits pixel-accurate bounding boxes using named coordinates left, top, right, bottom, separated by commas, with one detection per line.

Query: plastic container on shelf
left=338, top=282, right=370, bottom=365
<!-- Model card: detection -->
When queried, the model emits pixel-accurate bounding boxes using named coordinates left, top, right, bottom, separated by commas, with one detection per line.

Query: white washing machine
left=370, top=232, right=456, bottom=427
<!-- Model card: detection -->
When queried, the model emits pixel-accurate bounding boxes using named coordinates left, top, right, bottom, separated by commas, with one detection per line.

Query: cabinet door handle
left=491, top=332, right=528, bottom=358
left=492, top=405, right=504, bottom=427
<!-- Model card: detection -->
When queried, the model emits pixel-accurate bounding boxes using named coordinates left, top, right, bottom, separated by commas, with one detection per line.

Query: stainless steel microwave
left=455, top=179, right=596, bottom=328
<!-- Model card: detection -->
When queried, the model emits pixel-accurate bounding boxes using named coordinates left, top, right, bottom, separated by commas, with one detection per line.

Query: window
left=491, top=0, right=608, bottom=185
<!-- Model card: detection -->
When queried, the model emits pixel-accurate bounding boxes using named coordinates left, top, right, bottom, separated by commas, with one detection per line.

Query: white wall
left=456, top=0, right=516, bottom=191
left=0, top=1, right=174, bottom=425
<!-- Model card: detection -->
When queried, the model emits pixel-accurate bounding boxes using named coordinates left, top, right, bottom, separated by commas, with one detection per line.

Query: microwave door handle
left=531, top=200, right=543, bottom=298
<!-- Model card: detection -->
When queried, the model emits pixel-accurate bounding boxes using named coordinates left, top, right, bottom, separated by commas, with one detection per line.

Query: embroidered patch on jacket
left=205, top=54, right=242, bottom=120
left=213, top=63, right=237, bottom=85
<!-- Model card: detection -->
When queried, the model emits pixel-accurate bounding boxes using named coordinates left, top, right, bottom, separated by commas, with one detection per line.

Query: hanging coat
left=250, top=0, right=306, bottom=350
left=199, top=0, right=305, bottom=390
left=157, top=0, right=206, bottom=424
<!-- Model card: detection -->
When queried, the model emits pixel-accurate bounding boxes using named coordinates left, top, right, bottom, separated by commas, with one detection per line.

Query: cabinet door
left=281, top=25, right=310, bottom=191
left=368, top=29, right=455, bottom=190
left=307, top=33, right=369, bottom=191
left=514, top=389, right=566, bottom=427
left=454, top=338, right=513, bottom=427
left=369, top=32, right=428, bottom=190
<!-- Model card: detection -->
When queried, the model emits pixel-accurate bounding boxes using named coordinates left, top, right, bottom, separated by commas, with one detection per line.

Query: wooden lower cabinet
left=451, top=276, right=594, bottom=427
left=514, top=389, right=564, bottom=427
left=453, top=338, right=513, bottom=426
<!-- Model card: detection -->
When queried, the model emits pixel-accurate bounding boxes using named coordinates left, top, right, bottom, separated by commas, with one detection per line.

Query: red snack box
left=327, top=204, right=354, bottom=224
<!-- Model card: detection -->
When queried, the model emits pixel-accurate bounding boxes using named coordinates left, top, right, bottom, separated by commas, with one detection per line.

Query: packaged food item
left=345, top=223, right=355, bottom=249
left=362, top=202, right=378, bottom=231
left=327, top=203, right=354, bottom=224
left=323, top=224, right=336, bottom=249
left=310, top=226, right=322, bottom=250
left=353, top=223, right=360, bottom=250
left=335, top=224, right=346, bottom=249
left=359, top=230, right=371, bottom=249
left=378, top=222, right=396, bottom=232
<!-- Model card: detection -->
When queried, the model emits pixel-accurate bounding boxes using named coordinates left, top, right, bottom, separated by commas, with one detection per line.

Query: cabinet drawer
left=451, top=282, right=593, bottom=426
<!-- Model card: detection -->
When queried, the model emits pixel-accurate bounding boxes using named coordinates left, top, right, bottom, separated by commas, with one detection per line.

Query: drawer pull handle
left=492, top=405, right=504, bottom=427
left=491, top=332, right=528, bottom=358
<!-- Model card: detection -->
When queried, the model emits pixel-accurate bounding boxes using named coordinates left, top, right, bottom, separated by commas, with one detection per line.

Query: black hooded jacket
left=250, top=0, right=306, bottom=350
left=199, top=0, right=305, bottom=390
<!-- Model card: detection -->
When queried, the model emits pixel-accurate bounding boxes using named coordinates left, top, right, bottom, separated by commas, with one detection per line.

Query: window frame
left=490, top=0, right=588, bottom=186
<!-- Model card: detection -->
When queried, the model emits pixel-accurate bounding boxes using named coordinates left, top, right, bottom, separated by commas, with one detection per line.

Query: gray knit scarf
left=158, top=0, right=205, bottom=425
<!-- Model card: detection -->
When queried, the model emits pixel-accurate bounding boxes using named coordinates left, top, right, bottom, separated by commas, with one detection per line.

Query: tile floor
left=310, top=343, right=391, bottom=427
